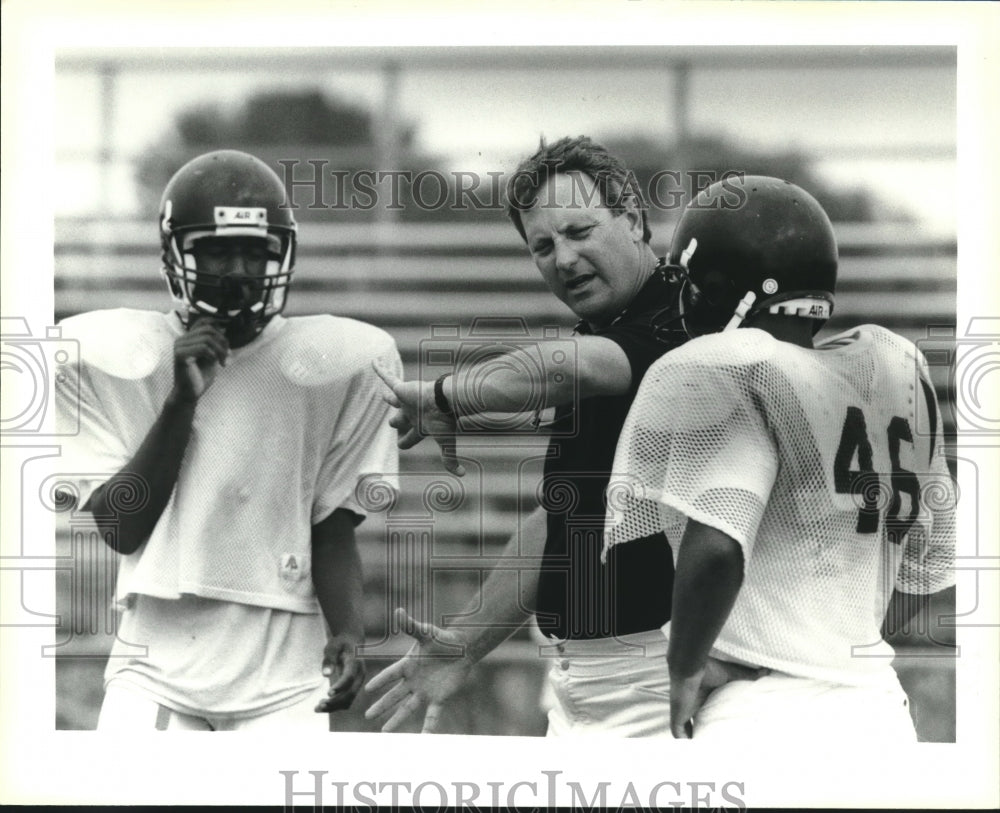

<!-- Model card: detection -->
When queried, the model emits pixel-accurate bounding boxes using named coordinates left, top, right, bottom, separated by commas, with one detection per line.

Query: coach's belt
left=547, top=630, right=668, bottom=658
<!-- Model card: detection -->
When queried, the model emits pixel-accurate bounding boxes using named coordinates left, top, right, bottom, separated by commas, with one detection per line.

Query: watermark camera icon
left=0, top=317, right=80, bottom=436
left=917, top=318, right=1000, bottom=437
left=419, top=317, right=578, bottom=435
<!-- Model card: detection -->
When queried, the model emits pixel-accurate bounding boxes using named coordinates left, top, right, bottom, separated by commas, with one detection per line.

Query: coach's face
left=521, top=171, right=647, bottom=328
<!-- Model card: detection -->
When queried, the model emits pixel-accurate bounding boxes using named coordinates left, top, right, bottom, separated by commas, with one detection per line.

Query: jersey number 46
left=833, top=406, right=920, bottom=545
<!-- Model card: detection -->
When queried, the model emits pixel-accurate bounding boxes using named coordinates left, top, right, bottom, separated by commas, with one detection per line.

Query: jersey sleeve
left=606, top=337, right=779, bottom=564
left=894, top=352, right=956, bottom=595
left=54, top=353, right=130, bottom=509
left=311, top=342, right=402, bottom=524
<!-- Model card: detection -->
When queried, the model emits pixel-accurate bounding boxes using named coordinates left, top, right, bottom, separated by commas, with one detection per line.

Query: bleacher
left=54, top=216, right=958, bottom=418
left=52, top=216, right=957, bottom=736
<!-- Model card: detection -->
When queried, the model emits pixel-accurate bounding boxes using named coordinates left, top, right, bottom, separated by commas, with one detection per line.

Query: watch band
left=433, top=373, right=454, bottom=415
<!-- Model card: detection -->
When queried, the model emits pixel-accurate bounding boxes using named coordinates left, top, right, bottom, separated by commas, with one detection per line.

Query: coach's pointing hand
left=372, top=361, right=466, bottom=476
left=364, top=608, right=473, bottom=733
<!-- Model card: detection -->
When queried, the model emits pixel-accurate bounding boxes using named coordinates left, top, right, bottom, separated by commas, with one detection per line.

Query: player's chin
left=224, top=317, right=264, bottom=348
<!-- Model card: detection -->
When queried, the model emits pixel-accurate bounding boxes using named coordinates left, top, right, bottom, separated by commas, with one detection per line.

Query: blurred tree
left=601, top=133, right=910, bottom=223
left=236, top=89, right=375, bottom=145
left=134, top=88, right=422, bottom=220
left=137, top=91, right=906, bottom=225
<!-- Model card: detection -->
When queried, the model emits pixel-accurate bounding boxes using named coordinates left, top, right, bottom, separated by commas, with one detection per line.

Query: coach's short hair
left=505, top=135, right=651, bottom=244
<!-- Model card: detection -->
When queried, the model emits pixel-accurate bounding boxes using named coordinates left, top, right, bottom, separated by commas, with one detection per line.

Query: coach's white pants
left=543, top=630, right=671, bottom=737
left=692, top=671, right=917, bottom=744
left=97, top=680, right=331, bottom=732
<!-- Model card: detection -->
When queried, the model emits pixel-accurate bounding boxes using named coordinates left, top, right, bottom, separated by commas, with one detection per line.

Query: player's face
left=189, top=235, right=280, bottom=346
left=521, top=172, right=647, bottom=327
left=192, top=235, right=272, bottom=283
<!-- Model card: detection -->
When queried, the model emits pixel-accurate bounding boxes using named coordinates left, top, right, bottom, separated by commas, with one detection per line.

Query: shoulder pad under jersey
left=276, top=315, right=399, bottom=387
left=58, top=309, right=174, bottom=380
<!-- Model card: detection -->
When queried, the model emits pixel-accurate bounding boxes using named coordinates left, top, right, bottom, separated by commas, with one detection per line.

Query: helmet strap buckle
left=723, top=291, right=758, bottom=331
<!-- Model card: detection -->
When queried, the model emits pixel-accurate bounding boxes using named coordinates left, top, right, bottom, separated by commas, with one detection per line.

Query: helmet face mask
left=668, top=176, right=838, bottom=338
left=159, top=151, right=297, bottom=343
left=171, top=231, right=288, bottom=318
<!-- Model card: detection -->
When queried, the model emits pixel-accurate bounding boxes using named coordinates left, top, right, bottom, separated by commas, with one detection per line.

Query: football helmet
left=668, top=175, right=838, bottom=337
left=159, top=150, right=297, bottom=340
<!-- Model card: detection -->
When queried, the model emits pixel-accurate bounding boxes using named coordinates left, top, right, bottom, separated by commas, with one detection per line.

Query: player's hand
left=669, top=656, right=770, bottom=739
left=372, top=361, right=465, bottom=476
left=315, top=634, right=366, bottom=713
left=172, top=317, right=229, bottom=402
left=364, top=608, right=472, bottom=733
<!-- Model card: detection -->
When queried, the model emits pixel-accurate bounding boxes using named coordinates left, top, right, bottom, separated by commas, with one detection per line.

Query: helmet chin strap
left=679, top=237, right=698, bottom=270
left=723, top=291, right=757, bottom=331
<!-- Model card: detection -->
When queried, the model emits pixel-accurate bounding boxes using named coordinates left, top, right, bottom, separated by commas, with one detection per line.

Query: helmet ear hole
left=699, top=269, right=735, bottom=308
left=680, top=276, right=735, bottom=338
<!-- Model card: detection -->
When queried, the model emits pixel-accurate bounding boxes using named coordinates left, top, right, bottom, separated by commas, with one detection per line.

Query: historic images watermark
left=280, top=769, right=748, bottom=811
left=277, top=162, right=747, bottom=214
left=917, top=317, right=1000, bottom=438
left=0, top=317, right=79, bottom=436
left=417, top=318, right=579, bottom=435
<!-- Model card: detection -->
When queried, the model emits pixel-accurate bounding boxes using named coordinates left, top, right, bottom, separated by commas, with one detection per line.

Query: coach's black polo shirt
left=534, top=261, right=687, bottom=640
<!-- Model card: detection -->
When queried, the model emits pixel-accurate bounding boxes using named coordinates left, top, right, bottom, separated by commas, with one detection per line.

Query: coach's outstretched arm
left=84, top=319, right=229, bottom=554
left=373, top=335, right=633, bottom=474
left=364, top=505, right=547, bottom=733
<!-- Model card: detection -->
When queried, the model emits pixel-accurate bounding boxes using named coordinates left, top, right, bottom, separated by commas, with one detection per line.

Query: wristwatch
left=433, top=373, right=454, bottom=415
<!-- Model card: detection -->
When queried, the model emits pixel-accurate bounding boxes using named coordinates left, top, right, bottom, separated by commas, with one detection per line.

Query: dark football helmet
left=668, top=175, right=838, bottom=337
left=159, top=150, right=297, bottom=340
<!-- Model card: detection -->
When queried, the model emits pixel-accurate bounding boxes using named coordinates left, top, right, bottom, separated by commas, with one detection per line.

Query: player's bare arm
left=372, top=335, right=630, bottom=474
left=311, top=508, right=367, bottom=713
left=84, top=320, right=230, bottom=555
left=667, top=519, right=746, bottom=738
left=365, top=505, right=547, bottom=733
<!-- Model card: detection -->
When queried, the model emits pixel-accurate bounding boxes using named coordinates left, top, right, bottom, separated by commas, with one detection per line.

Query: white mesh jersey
left=56, top=308, right=401, bottom=613
left=605, top=325, right=955, bottom=685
